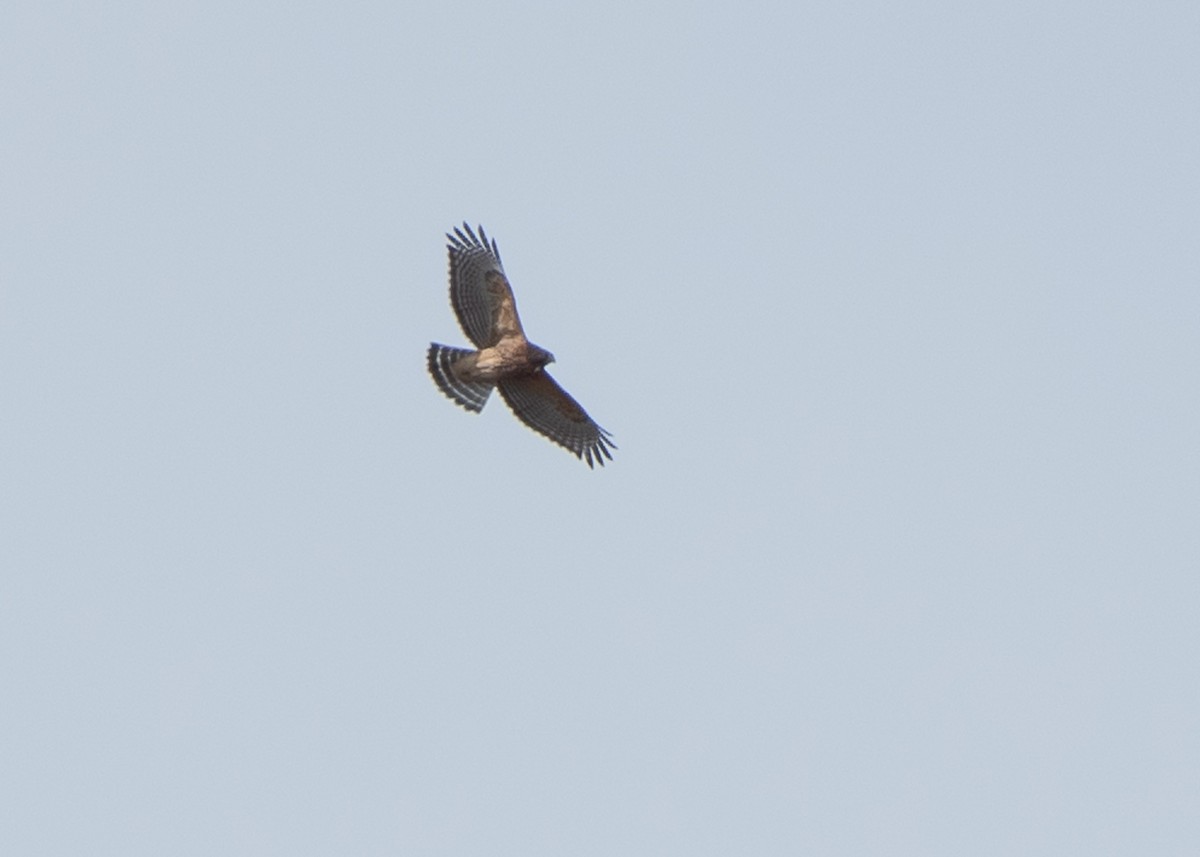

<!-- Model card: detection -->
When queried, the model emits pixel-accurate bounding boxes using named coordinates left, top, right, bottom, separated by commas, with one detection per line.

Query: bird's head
left=528, top=344, right=555, bottom=367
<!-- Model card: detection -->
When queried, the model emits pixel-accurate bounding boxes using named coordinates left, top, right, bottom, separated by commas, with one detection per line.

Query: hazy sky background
left=2, top=2, right=1198, bottom=854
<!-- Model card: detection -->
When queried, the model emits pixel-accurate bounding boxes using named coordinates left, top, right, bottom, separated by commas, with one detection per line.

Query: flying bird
left=427, top=223, right=615, bottom=468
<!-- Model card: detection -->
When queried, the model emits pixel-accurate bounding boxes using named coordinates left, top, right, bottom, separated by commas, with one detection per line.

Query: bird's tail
left=427, top=344, right=494, bottom=413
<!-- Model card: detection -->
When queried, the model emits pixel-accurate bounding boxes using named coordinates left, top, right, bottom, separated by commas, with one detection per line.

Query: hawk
left=427, top=223, right=615, bottom=468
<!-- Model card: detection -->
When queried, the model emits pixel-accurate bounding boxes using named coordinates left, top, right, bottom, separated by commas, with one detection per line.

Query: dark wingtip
left=447, top=222, right=500, bottom=261
left=580, top=437, right=615, bottom=469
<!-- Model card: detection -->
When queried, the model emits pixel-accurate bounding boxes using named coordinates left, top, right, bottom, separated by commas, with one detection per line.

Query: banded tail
left=427, top=343, right=494, bottom=413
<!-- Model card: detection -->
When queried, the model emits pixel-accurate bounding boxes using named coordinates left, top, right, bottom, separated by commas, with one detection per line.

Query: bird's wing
left=498, top=372, right=615, bottom=468
left=446, top=223, right=524, bottom=348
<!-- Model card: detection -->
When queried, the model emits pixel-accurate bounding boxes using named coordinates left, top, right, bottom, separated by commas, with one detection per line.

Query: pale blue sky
left=2, top=2, right=1198, bottom=854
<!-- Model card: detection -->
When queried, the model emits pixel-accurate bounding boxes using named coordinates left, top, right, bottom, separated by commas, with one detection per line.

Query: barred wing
left=446, top=223, right=524, bottom=348
left=498, top=372, right=615, bottom=468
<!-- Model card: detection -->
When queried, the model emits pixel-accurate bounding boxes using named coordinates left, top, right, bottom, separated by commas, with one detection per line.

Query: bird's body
left=427, top=223, right=615, bottom=468
left=449, top=339, right=550, bottom=384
